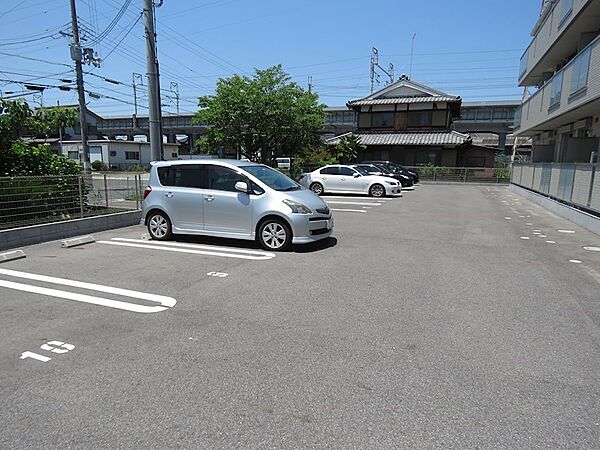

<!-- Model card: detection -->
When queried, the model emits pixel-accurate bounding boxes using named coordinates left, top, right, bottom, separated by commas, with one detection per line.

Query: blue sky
left=0, top=0, right=541, bottom=116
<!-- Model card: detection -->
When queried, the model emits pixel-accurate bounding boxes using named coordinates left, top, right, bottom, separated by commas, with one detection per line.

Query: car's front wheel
left=147, top=211, right=172, bottom=240
left=369, top=183, right=385, bottom=198
left=258, top=219, right=292, bottom=251
left=310, top=182, right=324, bottom=196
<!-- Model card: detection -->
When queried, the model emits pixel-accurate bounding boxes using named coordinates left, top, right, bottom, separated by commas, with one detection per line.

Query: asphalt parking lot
left=1, top=184, right=600, bottom=448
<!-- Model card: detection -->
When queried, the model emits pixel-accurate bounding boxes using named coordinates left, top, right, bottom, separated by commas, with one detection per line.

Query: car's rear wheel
left=369, top=183, right=385, bottom=198
left=310, top=182, right=324, bottom=196
left=258, top=219, right=292, bottom=251
left=147, top=211, right=172, bottom=240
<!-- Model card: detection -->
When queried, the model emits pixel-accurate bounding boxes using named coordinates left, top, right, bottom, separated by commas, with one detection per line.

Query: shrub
left=91, top=160, right=104, bottom=171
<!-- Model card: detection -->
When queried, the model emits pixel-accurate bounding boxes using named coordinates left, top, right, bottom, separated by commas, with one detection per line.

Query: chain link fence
left=405, top=166, right=512, bottom=183
left=0, top=174, right=145, bottom=231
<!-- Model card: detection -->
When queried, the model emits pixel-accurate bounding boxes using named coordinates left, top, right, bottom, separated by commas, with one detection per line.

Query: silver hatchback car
left=141, top=160, right=334, bottom=251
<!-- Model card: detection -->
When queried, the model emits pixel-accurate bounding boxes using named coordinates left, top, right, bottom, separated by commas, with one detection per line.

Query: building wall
left=61, top=141, right=180, bottom=167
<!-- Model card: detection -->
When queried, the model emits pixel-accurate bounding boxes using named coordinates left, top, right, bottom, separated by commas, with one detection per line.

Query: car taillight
left=143, top=186, right=152, bottom=200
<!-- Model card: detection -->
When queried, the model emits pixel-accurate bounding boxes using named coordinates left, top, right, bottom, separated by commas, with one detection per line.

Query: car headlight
left=283, top=199, right=311, bottom=214
left=385, top=180, right=397, bottom=185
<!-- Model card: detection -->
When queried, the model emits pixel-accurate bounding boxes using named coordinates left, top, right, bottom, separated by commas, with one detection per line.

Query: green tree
left=334, top=133, right=365, bottom=163
left=195, top=65, right=325, bottom=163
left=0, top=99, right=80, bottom=176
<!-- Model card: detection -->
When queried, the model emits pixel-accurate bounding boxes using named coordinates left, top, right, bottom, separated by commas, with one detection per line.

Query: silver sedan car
left=141, top=160, right=333, bottom=251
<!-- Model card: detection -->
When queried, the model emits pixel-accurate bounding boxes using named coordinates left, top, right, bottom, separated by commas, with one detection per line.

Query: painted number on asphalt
left=20, top=340, right=75, bottom=363
left=207, top=271, right=228, bottom=278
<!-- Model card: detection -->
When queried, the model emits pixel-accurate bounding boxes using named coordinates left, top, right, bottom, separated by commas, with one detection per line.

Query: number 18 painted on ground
left=20, top=340, right=75, bottom=363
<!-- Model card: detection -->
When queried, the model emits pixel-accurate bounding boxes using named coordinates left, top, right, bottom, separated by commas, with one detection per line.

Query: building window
left=171, top=152, right=177, bottom=158
left=559, top=0, right=573, bottom=25
left=358, top=113, right=372, bottom=128
left=68, top=151, right=79, bottom=160
left=110, top=151, right=117, bottom=157
left=372, top=112, right=394, bottom=128
left=492, top=108, right=508, bottom=120
left=462, top=108, right=476, bottom=120
left=475, top=108, right=491, bottom=121
left=570, top=47, right=591, bottom=94
left=125, top=151, right=140, bottom=160
left=432, top=111, right=447, bottom=127
left=549, top=71, right=564, bottom=108
left=407, top=111, right=432, bottom=128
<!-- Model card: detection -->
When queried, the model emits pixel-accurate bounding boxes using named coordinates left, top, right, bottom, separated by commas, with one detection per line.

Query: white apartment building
left=515, top=0, right=600, bottom=163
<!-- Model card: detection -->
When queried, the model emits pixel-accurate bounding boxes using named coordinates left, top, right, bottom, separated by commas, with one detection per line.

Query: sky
left=0, top=0, right=542, bottom=117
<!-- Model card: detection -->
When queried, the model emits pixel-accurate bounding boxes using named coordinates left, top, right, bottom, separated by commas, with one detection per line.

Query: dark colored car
left=352, top=164, right=414, bottom=188
left=361, top=160, right=419, bottom=183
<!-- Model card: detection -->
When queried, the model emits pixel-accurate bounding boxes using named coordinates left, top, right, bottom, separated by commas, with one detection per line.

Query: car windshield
left=242, top=165, right=301, bottom=191
left=375, top=164, right=392, bottom=173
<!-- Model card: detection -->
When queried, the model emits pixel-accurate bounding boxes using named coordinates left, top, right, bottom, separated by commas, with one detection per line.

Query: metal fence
left=405, top=166, right=512, bottom=183
left=0, top=174, right=145, bottom=230
left=511, top=163, right=600, bottom=215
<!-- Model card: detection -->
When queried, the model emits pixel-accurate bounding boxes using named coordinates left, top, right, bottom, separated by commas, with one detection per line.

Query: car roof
left=152, top=159, right=261, bottom=168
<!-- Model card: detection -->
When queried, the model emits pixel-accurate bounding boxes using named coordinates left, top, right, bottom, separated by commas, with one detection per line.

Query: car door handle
left=205, top=195, right=214, bottom=202
left=165, top=192, right=174, bottom=198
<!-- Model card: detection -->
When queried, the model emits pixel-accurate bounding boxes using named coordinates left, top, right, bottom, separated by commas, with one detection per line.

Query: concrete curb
left=510, top=183, right=600, bottom=236
left=0, top=210, right=142, bottom=251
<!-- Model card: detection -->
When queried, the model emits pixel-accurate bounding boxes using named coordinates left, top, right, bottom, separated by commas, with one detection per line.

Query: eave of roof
left=326, top=131, right=472, bottom=147
left=347, top=96, right=461, bottom=106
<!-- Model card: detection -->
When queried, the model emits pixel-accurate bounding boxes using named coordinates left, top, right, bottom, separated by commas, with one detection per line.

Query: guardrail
left=0, top=174, right=144, bottom=230
left=405, top=166, right=512, bottom=183
left=511, top=163, right=600, bottom=215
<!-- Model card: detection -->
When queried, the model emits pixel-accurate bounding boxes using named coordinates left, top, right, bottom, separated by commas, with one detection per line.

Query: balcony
left=515, top=34, right=600, bottom=135
left=519, top=0, right=600, bottom=86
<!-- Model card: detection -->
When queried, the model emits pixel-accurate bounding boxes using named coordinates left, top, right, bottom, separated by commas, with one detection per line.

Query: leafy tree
left=0, top=99, right=80, bottom=176
left=334, top=133, right=365, bottom=163
left=195, top=65, right=325, bottom=163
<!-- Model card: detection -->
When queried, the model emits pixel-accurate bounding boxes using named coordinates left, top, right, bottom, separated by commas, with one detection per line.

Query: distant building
left=515, top=0, right=600, bottom=163
left=60, top=140, right=180, bottom=169
left=326, top=76, right=502, bottom=167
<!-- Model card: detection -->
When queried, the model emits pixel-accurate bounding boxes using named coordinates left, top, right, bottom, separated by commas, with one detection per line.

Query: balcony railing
left=515, top=34, right=599, bottom=134
left=519, top=0, right=595, bottom=84
left=512, top=162, right=600, bottom=215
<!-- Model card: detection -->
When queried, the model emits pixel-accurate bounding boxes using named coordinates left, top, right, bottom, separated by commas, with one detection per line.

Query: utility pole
left=370, top=47, right=394, bottom=93
left=144, top=0, right=163, bottom=161
left=169, top=82, right=179, bottom=113
left=308, top=76, right=313, bottom=94
left=69, top=0, right=90, bottom=169
left=132, top=72, right=143, bottom=127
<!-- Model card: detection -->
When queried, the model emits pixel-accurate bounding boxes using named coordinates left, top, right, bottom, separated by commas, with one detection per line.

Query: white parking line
left=322, top=196, right=386, bottom=201
left=330, top=209, right=367, bottom=213
left=325, top=201, right=382, bottom=206
left=0, top=268, right=176, bottom=313
left=97, top=240, right=275, bottom=260
left=111, top=238, right=274, bottom=257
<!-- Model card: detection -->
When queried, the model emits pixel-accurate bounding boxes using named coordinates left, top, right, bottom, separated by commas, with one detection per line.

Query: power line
left=102, top=12, right=143, bottom=61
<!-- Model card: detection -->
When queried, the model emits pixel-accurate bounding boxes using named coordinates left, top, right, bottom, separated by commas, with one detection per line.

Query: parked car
left=298, top=164, right=402, bottom=197
left=142, top=160, right=333, bottom=251
left=352, top=163, right=414, bottom=188
left=361, top=160, right=419, bottom=183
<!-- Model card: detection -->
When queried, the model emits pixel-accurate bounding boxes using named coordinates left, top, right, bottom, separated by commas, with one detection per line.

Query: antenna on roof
left=409, top=33, right=416, bottom=80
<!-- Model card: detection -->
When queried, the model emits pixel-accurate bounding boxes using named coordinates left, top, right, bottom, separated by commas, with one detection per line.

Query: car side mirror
left=234, top=181, right=249, bottom=193
left=353, top=173, right=360, bottom=178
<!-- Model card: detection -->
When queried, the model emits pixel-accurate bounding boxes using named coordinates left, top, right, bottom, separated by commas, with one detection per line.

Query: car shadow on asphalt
left=291, top=237, right=337, bottom=253
left=167, top=235, right=337, bottom=253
